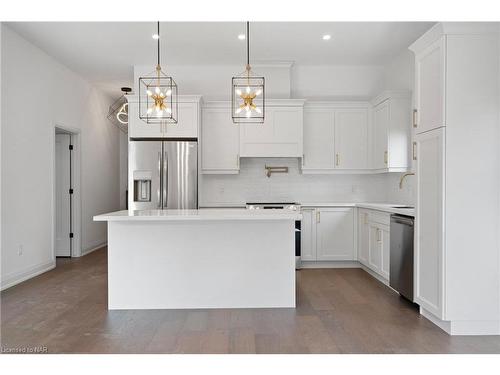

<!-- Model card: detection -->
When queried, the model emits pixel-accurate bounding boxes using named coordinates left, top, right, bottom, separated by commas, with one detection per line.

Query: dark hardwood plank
left=1, top=247, right=499, bottom=354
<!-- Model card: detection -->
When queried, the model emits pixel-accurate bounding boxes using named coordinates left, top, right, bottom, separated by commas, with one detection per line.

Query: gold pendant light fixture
left=139, top=21, right=178, bottom=124
left=232, top=21, right=265, bottom=123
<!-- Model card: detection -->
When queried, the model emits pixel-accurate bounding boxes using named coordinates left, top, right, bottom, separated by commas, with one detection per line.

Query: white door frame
left=53, top=124, right=82, bottom=258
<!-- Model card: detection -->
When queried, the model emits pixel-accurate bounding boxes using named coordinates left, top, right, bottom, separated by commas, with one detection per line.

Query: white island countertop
left=94, top=208, right=302, bottom=222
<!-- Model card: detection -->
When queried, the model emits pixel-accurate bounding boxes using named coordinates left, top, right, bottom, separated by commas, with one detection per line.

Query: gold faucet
left=399, top=172, right=415, bottom=189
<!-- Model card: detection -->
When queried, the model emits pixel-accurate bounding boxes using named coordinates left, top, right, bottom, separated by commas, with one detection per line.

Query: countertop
left=94, top=209, right=302, bottom=222
left=301, top=202, right=415, bottom=216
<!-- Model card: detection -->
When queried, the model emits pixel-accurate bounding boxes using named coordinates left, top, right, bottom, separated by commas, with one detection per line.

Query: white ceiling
left=6, top=22, right=434, bottom=91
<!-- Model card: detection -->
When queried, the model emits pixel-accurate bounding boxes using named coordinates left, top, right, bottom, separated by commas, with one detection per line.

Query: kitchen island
left=94, top=209, right=300, bottom=310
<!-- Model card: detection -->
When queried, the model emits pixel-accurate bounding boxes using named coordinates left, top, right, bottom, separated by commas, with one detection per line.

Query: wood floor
left=2, top=248, right=499, bottom=354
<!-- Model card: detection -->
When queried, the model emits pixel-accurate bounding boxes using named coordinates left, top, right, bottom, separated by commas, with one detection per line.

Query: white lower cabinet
left=300, top=207, right=355, bottom=262
left=358, top=209, right=391, bottom=281
left=357, top=210, right=370, bottom=266
left=316, top=208, right=355, bottom=261
left=300, top=208, right=316, bottom=261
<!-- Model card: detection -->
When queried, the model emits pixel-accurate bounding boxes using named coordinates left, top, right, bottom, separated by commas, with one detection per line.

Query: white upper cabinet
left=239, top=100, right=305, bottom=157
left=334, top=109, right=369, bottom=169
left=316, top=207, right=355, bottom=261
left=201, top=103, right=239, bottom=174
left=372, top=101, right=389, bottom=170
left=128, top=95, right=202, bottom=139
left=371, top=91, right=411, bottom=172
left=413, top=37, right=445, bottom=134
left=302, top=109, right=336, bottom=170
left=302, top=102, right=370, bottom=173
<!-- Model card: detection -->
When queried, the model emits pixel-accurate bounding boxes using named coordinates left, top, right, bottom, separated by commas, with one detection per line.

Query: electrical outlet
left=18, top=244, right=23, bottom=256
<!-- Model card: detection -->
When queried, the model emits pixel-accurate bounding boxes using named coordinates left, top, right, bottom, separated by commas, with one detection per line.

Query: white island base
left=94, top=209, right=298, bottom=310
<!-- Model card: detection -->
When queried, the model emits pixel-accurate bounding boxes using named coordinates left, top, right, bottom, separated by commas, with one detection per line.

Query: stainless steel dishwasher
left=389, top=214, right=415, bottom=302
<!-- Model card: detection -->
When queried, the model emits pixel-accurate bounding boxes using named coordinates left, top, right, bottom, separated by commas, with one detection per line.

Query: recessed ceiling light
left=152, top=33, right=160, bottom=40
left=322, top=34, right=331, bottom=41
left=238, top=34, right=246, bottom=40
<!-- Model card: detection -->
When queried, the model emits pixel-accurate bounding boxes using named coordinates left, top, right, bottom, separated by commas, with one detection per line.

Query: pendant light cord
left=157, top=21, right=160, bottom=67
left=246, top=21, right=250, bottom=67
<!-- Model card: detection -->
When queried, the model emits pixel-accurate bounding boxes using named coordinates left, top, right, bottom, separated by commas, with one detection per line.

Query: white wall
left=1, top=25, right=120, bottom=289
left=291, top=65, right=383, bottom=99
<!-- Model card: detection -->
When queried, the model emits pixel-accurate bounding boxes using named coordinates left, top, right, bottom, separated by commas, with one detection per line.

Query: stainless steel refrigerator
left=129, top=140, right=198, bottom=210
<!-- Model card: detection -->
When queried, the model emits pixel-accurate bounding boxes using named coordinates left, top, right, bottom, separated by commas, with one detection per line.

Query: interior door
left=316, top=208, right=355, bottom=261
left=334, top=109, right=368, bottom=169
left=164, top=141, right=198, bottom=209
left=55, top=133, right=71, bottom=257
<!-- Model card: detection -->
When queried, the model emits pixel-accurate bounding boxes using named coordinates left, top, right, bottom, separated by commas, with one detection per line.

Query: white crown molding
left=409, top=22, right=500, bottom=54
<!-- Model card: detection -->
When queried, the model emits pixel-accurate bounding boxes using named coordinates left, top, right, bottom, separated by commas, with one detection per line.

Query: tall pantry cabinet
left=409, top=23, right=500, bottom=335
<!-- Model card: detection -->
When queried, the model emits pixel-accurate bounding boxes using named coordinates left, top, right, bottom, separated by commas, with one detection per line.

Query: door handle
left=335, top=153, right=340, bottom=167
left=384, top=151, right=388, bottom=165
left=302, top=154, right=305, bottom=167
left=377, top=228, right=382, bottom=242
left=413, top=109, right=418, bottom=128
left=412, top=142, right=417, bottom=161
left=316, top=211, right=321, bottom=223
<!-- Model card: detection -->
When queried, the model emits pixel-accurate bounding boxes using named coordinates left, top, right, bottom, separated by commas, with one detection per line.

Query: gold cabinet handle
left=335, top=153, right=340, bottom=167
left=316, top=211, right=321, bottom=223
left=412, top=142, right=417, bottom=161
left=413, top=109, right=418, bottom=128
left=384, top=151, right=388, bottom=165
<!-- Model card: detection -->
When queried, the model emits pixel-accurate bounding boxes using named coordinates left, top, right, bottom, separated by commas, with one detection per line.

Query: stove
left=246, top=202, right=302, bottom=269
left=245, top=202, right=301, bottom=211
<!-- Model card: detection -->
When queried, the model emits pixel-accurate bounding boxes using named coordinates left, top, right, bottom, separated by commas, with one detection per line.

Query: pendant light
left=139, top=21, right=178, bottom=124
left=232, top=21, right=265, bottom=123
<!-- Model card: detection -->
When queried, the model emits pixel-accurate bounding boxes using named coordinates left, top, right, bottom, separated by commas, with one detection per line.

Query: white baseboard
left=1, top=260, right=56, bottom=291
left=299, top=260, right=361, bottom=269
left=81, top=242, right=107, bottom=256
left=420, top=307, right=452, bottom=334
left=420, top=307, right=500, bottom=335
left=358, top=263, right=390, bottom=286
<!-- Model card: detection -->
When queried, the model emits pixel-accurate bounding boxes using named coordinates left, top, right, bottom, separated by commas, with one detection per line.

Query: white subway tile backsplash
left=200, top=158, right=413, bottom=206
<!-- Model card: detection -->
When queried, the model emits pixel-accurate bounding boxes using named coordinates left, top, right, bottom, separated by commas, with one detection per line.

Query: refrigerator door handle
left=163, top=151, right=168, bottom=209
left=157, top=151, right=161, bottom=208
